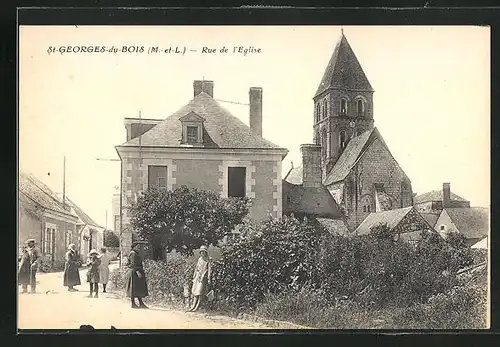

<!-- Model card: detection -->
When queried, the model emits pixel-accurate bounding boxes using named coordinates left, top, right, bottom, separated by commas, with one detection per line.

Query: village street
left=17, top=263, right=271, bottom=330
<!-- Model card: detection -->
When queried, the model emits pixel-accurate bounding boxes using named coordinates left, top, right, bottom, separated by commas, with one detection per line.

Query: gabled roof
left=445, top=207, right=489, bottom=239
left=282, top=181, right=343, bottom=219
left=316, top=218, right=350, bottom=236
left=284, top=165, right=303, bottom=185
left=420, top=212, right=440, bottom=228
left=355, top=206, right=432, bottom=236
left=414, top=190, right=469, bottom=204
left=179, top=111, right=205, bottom=122
left=18, top=171, right=78, bottom=219
left=57, top=195, right=103, bottom=229
left=471, top=237, right=488, bottom=249
left=323, top=128, right=388, bottom=186
left=118, top=92, right=285, bottom=150
left=315, top=33, right=374, bottom=99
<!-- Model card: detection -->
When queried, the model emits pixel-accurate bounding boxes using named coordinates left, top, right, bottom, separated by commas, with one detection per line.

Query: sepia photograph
left=18, top=24, right=490, bottom=330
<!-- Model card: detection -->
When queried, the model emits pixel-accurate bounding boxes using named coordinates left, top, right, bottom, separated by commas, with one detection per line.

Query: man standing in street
left=18, top=239, right=41, bottom=294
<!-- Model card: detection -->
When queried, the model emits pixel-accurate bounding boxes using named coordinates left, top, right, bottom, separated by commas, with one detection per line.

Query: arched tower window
left=321, top=128, right=328, bottom=157
left=400, top=181, right=411, bottom=208
left=340, top=98, right=347, bottom=115
left=323, top=99, right=328, bottom=119
left=357, top=99, right=365, bottom=117
left=315, top=103, right=320, bottom=123
left=339, top=130, right=347, bottom=149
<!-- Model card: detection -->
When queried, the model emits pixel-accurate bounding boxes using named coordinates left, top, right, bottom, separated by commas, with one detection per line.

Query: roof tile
left=445, top=207, right=489, bottom=239
left=119, top=92, right=285, bottom=150
left=315, top=33, right=374, bottom=98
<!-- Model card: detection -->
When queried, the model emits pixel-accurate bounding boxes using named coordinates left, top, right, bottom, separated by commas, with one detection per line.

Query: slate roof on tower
left=315, top=32, right=374, bottom=98
left=119, top=92, right=284, bottom=150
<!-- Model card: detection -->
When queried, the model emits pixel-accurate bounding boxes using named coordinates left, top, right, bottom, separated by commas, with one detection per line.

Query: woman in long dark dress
left=86, top=249, right=101, bottom=298
left=63, top=243, right=81, bottom=291
left=125, top=241, right=149, bottom=309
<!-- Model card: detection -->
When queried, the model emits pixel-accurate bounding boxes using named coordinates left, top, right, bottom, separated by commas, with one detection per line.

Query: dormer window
left=179, top=111, right=205, bottom=145
left=187, top=126, right=198, bottom=142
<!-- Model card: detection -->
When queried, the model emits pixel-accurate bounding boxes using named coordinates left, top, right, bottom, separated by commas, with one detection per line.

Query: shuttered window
left=228, top=167, right=246, bottom=198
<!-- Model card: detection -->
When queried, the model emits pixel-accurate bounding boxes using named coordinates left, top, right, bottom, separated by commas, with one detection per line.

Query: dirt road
left=17, top=263, right=271, bottom=330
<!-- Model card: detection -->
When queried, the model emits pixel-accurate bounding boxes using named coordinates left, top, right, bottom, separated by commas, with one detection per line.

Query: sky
left=19, top=25, right=490, bottom=229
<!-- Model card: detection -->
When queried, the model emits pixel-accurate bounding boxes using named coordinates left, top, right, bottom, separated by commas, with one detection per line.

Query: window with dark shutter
left=228, top=167, right=246, bottom=198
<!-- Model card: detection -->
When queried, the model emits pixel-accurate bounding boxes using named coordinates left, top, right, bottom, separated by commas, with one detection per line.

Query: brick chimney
left=443, top=182, right=451, bottom=208
left=249, top=87, right=263, bottom=137
left=193, top=80, right=214, bottom=98
left=301, top=144, right=322, bottom=188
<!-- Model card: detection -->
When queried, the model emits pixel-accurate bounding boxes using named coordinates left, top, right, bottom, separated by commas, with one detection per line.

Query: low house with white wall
left=18, top=171, right=79, bottom=268
left=58, top=195, right=105, bottom=259
left=434, top=207, right=489, bottom=246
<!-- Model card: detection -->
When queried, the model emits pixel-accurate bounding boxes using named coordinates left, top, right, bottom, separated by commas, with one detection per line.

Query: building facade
left=58, top=196, right=105, bottom=260
left=286, top=32, right=414, bottom=231
left=18, top=172, right=79, bottom=268
left=434, top=207, right=489, bottom=246
left=116, top=80, right=288, bottom=254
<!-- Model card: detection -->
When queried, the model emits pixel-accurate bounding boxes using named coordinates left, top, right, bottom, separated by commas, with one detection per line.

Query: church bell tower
left=313, top=30, right=375, bottom=174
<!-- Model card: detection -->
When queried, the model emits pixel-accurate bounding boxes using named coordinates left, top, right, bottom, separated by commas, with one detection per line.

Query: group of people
left=19, top=237, right=213, bottom=312
left=124, top=242, right=212, bottom=312
left=18, top=239, right=112, bottom=297
left=63, top=243, right=112, bottom=297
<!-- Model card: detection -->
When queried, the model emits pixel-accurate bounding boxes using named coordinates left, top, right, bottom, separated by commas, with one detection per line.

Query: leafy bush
left=109, top=266, right=127, bottom=290
left=104, top=231, right=120, bottom=248
left=128, top=185, right=249, bottom=258
left=212, top=215, right=325, bottom=309
left=109, top=252, right=195, bottom=305
left=394, top=265, right=488, bottom=329
left=254, top=285, right=388, bottom=329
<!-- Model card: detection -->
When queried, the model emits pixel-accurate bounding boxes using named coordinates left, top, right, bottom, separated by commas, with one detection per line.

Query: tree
left=128, top=185, right=249, bottom=259
left=104, top=230, right=120, bottom=248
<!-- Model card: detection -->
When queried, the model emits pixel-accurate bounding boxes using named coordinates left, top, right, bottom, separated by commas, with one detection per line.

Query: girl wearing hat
left=125, top=241, right=149, bottom=309
left=86, top=249, right=101, bottom=298
left=63, top=243, right=82, bottom=291
left=98, top=247, right=111, bottom=293
left=189, top=245, right=212, bottom=312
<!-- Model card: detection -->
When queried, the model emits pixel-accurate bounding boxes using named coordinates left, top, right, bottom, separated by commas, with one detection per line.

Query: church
left=286, top=31, right=414, bottom=230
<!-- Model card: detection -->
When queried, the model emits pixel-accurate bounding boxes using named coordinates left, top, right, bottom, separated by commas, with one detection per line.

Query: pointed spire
left=314, top=32, right=374, bottom=98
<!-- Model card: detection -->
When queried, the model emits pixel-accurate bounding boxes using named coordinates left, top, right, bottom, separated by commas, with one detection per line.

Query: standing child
left=98, top=247, right=111, bottom=293
left=189, top=245, right=212, bottom=312
left=86, top=249, right=101, bottom=298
